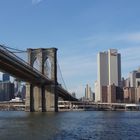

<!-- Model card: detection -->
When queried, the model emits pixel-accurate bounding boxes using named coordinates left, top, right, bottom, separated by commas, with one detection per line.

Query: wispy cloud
left=117, top=32, right=140, bottom=42
left=32, top=0, right=43, bottom=5
left=59, top=53, right=96, bottom=80
left=83, top=32, right=140, bottom=49
left=120, top=46, right=140, bottom=77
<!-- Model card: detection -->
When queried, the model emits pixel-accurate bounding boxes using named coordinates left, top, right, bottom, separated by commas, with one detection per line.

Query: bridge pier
left=45, top=85, right=56, bottom=111
left=25, top=84, right=58, bottom=112
left=41, top=85, right=46, bottom=112
left=33, top=86, right=42, bottom=111
left=30, top=84, right=34, bottom=112
left=25, top=83, right=32, bottom=112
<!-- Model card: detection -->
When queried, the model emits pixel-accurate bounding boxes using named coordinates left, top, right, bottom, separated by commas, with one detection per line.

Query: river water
left=0, top=111, right=140, bottom=140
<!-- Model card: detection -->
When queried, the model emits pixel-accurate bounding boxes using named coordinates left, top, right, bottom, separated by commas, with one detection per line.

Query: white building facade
left=85, top=84, right=91, bottom=100
left=95, top=49, right=121, bottom=102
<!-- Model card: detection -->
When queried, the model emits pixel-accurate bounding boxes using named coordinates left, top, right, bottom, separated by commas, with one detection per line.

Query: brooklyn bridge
left=0, top=45, right=77, bottom=112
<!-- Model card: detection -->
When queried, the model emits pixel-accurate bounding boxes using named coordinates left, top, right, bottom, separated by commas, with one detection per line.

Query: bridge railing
left=0, top=45, right=51, bottom=80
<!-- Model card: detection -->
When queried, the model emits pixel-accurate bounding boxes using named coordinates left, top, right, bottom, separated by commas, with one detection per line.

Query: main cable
left=1, top=44, right=27, bottom=53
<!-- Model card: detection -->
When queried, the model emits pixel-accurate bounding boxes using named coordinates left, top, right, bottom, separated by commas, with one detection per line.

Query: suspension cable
left=57, top=60, right=67, bottom=90
left=1, top=44, right=27, bottom=53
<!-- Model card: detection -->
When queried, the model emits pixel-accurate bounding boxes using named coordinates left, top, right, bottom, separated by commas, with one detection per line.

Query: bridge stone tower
left=25, top=48, right=58, bottom=112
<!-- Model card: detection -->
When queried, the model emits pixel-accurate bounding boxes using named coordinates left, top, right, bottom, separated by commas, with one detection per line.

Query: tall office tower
left=2, top=73, right=10, bottom=82
left=96, top=52, right=108, bottom=102
left=95, top=49, right=121, bottom=102
left=98, top=52, right=109, bottom=86
left=108, top=49, right=121, bottom=86
left=85, top=84, right=91, bottom=100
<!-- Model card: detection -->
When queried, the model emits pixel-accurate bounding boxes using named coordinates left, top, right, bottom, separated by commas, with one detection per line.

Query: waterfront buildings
left=94, top=49, right=140, bottom=104
left=123, top=87, right=135, bottom=103
left=0, top=73, right=26, bottom=101
left=101, top=86, right=107, bottom=102
left=0, top=81, right=14, bottom=101
left=0, top=73, right=14, bottom=101
left=123, top=68, right=140, bottom=103
left=136, top=86, right=140, bottom=103
left=95, top=49, right=121, bottom=102
left=107, top=84, right=116, bottom=103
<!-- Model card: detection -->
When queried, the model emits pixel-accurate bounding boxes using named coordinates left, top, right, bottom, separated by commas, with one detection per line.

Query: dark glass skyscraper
left=2, top=73, right=10, bottom=82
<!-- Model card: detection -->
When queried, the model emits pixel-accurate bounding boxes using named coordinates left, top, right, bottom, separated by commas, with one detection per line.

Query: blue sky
left=0, top=0, right=140, bottom=97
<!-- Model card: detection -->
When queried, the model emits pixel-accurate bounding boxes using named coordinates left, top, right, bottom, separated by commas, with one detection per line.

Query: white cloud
left=83, top=32, right=140, bottom=49
left=58, top=53, right=97, bottom=80
left=32, top=0, right=43, bottom=5
left=117, top=32, right=140, bottom=42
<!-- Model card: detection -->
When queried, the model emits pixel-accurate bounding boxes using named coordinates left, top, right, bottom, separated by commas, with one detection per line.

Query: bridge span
left=0, top=45, right=77, bottom=112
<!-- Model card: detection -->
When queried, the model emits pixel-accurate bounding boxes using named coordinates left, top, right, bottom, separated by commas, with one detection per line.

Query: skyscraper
left=96, top=52, right=108, bottom=102
left=108, top=49, right=121, bottom=86
left=95, top=49, right=121, bottom=102
left=98, top=52, right=109, bottom=87
left=0, top=81, right=14, bottom=101
left=85, top=84, right=91, bottom=100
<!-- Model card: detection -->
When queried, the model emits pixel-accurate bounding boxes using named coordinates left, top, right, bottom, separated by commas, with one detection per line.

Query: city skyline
left=1, top=0, right=140, bottom=97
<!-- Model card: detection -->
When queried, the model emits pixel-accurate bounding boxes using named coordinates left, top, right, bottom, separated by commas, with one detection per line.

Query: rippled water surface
left=0, top=111, right=140, bottom=140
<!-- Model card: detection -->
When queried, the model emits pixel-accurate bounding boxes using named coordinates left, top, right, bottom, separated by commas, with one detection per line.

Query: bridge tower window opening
left=44, top=58, right=51, bottom=79
left=32, top=58, right=41, bottom=72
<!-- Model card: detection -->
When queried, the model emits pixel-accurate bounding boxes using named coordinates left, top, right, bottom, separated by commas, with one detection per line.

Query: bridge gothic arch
left=44, top=58, right=52, bottom=79
left=27, top=48, right=57, bottom=80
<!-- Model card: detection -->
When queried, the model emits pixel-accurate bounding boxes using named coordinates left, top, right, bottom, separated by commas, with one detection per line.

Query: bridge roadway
left=0, top=45, right=77, bottom=101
